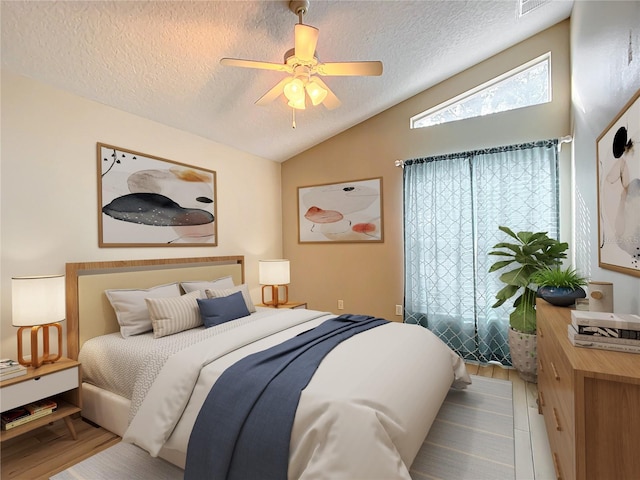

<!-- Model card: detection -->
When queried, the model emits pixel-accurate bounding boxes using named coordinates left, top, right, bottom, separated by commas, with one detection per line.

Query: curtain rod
left=394, top=136, right=573, bottom=167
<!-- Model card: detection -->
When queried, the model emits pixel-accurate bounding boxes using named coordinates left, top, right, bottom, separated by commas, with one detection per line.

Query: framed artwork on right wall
left=596, top=88, right=640, bottom=277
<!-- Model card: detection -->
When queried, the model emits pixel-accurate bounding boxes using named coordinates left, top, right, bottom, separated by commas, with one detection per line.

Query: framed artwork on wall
left=596, top=88, right=640, bottom=277
left=297, top=177, right=383, bottom=243
left=97, top=143, right=217, bottom=247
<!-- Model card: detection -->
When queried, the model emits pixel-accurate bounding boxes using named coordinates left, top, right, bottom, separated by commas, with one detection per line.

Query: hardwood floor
left=0, top=418, right=118, bottom=480
left=1, top=363, right=553, bottom=479
left=465, top=362, right=554, bottom=480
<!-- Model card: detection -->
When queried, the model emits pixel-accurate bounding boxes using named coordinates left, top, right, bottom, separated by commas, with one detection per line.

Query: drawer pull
left=552, top=452, right=563, bottom=480
left=550, top=361, right=560, bottom=381
left=538, top=327, right=544, bottom=338
left=539, top=390, right=545, bottom=407
left=539, top=359, right=544, bottom=373
left=553, top=407, right=562, bottom=431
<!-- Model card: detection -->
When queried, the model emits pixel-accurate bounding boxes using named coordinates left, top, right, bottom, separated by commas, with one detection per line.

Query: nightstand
left=258, top=301, right=307, bottom=309
left=0, top=357, right=81, bottom=442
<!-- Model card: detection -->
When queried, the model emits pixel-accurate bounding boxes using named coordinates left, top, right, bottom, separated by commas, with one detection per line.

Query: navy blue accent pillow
left=197, top=291, right=250, bottom=328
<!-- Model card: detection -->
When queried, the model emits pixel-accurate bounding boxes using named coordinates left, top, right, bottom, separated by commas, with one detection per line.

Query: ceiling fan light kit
left=284, top=77, right=306, bottom=109
left=220, top=0, right=383, bottom=126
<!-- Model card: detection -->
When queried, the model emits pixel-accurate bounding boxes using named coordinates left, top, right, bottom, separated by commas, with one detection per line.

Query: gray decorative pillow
left=180, top=276, right=235, bottom=296
left=105, top=282, right=182, bottom=337
left=146, top=290, right=202, bottom=338
left=205, top=284, right=256, bottom=313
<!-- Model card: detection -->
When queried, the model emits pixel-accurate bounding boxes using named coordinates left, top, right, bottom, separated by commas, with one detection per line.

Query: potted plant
left=531, top=266, right=587, bottom=307
left=489, top=226, right=568, bottom=382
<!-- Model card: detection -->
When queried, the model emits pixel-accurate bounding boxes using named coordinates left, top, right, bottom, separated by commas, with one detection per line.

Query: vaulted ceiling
left=1, top=0, right=573, bottom=162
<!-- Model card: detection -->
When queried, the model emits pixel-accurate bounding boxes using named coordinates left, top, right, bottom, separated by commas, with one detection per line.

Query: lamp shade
left=12, top=275, right=66, bottom=327
left=305, top=80, right=327, bottom=106
left=259, top=260, right=290, bottom=285
left=284, top=78, right=306, bottom=110
left=284, top=78, right=304, bottom=102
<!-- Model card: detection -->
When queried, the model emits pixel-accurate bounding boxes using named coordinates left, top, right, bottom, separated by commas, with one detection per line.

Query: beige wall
left=0, top=70, right=283, bottom=360
left=570, top=1, right=640, bottom=313
left=282, top=20, right=571, bottom=319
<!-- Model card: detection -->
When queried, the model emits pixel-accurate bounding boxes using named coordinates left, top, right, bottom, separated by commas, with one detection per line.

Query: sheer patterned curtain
left=403, top=140, right=559, bottom=365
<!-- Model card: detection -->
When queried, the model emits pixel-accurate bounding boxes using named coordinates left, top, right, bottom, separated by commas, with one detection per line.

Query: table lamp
left=259, top=259, right=290, bottom=307
left=12, top=274, right=65, bottom=368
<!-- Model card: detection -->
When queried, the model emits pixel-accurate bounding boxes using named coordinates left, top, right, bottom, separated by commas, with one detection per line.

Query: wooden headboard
left=65, top=256, right=245, bottom=360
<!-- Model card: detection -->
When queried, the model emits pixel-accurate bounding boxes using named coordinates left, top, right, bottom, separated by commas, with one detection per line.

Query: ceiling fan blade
left=220, top=58, right=290, bottom=73
left=255, top=77, right=291, bottom=106
left=312, top=77, right=341, bottom=110
left=317, top=61, right=383, bottom=77
left=294, top=24, right=319, bottom=62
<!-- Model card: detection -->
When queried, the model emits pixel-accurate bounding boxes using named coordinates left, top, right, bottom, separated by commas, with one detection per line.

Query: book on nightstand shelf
left=1, top=403, right=55, bottom=430
left=568, top=324, right=640, bottom=354
left=0, top=359, right=27, bottom=381
left=24, top=398, right=57, bottom=415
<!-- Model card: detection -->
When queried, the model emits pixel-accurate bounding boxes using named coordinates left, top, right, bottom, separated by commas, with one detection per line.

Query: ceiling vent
left=518, top=0, right=550, bottom=17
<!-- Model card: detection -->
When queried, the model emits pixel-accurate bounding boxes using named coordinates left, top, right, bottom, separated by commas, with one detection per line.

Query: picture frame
left=596, top=89, right=640, bottom=277
left=97, top=143, right=217, bottom=247
left=297, top=177, right=383, bottom=243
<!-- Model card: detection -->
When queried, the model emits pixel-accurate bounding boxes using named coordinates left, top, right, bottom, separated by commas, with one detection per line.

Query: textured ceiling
left=1, top=0, right=573, bottom=162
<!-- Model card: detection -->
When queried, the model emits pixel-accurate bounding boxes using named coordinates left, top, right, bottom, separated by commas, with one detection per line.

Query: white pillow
left=205, top=284, right=256, bottom=313
left=180, top=276, right=235, bottom=296
left=146, top=290, right=202, bottom=338
left=105, top=283, right=181, bottom=337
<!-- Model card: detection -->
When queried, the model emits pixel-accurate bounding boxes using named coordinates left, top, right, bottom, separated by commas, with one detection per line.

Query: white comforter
left=123, top=308, right=470, bottom=479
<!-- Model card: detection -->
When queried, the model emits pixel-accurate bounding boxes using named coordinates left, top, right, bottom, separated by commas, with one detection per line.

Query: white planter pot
left=508, top=327, right=537, bottom=383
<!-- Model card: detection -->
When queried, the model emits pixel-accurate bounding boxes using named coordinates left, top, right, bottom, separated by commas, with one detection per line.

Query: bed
left=66, top=256, right=470, bottom=479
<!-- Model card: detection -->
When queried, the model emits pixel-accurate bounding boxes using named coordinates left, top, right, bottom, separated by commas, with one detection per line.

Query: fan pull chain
left=292, top=108, right=297, bottom=129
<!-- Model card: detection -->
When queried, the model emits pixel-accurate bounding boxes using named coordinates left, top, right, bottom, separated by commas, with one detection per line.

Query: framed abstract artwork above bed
left=297, top=177, right=384, bottom=243
left=97, top=143, right=217, bottom=247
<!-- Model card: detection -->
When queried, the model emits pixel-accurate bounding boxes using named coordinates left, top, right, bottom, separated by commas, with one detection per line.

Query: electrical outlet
left=337, top=299, right=344, bottom=310
left=395, top=305, right=403, bottom=316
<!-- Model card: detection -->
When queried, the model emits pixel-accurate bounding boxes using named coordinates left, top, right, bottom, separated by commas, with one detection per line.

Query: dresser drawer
left=537, top=305, right=576, bottom=479
left=540, top=383, right=575, bottom=480
left=1, top=366, right=79, bottom=412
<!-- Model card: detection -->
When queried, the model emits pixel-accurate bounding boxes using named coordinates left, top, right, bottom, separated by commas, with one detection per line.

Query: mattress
left=78, top=307, right=290, bottom=401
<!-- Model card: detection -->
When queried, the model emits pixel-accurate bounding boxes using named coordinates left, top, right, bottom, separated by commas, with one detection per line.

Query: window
left=403, top=140, right=559, bottom=365
left=410, top=53, right=551, bottom=129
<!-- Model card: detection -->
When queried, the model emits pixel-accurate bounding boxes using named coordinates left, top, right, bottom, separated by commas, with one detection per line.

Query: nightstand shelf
left=258, top=301, right=307, bottom=309
left=0, top=357, right=81, bottom=442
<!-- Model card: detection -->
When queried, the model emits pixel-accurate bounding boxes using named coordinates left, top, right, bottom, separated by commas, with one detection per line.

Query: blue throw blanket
left=184, top=314, right=388, bottom=480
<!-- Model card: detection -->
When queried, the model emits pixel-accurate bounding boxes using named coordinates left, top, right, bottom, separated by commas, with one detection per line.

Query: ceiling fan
left=220, top=0, right=383, bottom=114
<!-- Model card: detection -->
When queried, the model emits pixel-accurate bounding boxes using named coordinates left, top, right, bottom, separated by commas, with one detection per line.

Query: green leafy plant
left=489, top=226, right=568, bottom=334
left=531, top=266, right=587, bottom=289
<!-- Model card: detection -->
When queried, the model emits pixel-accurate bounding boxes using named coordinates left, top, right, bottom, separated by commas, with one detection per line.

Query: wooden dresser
left=536, top=300, right=640, bottom=479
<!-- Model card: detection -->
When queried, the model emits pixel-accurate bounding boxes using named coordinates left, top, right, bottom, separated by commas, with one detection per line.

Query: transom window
left=410, top=52, right=551, bottom=129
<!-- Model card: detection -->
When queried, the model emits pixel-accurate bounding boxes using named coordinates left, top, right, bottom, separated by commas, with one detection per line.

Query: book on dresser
left=0, top=359, right=27, bottom=381
left=568, top=324, right=640, bottom=353
left=573, top=324, right=640, bottom=340
left=570, top=310, right=640, bottom=331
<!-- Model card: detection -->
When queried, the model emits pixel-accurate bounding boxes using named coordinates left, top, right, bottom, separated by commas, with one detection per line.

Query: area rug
left=49, top=440, right=183, bottom=480
left=410, top=374, right=515, bottom=480
left=51, top=375, right=513, bottom=480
